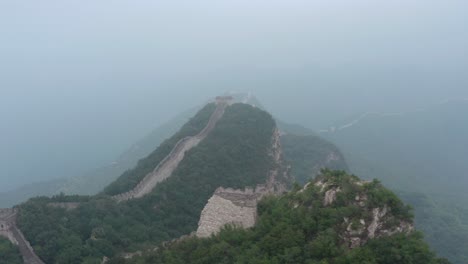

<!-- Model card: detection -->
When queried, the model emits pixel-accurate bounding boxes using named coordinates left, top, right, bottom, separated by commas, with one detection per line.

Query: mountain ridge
left=0, top=96, right=453, bottom=263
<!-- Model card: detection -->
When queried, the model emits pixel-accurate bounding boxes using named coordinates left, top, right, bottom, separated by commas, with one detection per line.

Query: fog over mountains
left=1, top=0, right=468, bottom=191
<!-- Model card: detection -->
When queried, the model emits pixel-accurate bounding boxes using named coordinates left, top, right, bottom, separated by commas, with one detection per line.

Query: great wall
left=112, top=96, right=231, bottom=202
left=0, top=97, right=233, bottom=263
left=0, top=95, right=289, bottom=262
left=196, top=186, right=267, bottom=238
left=0, top=209, right=44, bottom=264
left=196, top=127, right=291, bottom=238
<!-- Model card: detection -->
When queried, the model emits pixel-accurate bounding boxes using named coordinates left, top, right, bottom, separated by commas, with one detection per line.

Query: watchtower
left=215, top=96, right=234, bottom=104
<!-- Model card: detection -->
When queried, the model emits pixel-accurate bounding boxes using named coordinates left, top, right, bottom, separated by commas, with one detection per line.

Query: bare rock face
left=313, top=180, right=342, bottom=206
left=345, top=192, right=414, bottom=248
left=311, top=175, right=414, bottom=249
left=323, top=187, right=341, bottom=206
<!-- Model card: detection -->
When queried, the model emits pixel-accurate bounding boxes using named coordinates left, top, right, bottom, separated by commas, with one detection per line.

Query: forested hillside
left=121, top=170, right=448, bottom=264
left=16, top=103, right=279, bottom=263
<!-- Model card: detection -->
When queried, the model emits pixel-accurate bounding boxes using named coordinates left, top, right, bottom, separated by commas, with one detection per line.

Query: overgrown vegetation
left=121, top=170, right=447, bottom=264
left=17, top=103, right=277, bottom=263
left=0, top=237, right=22, bottom=264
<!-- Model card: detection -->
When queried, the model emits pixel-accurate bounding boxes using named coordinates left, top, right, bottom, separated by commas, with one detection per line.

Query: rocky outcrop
left=342, top=204, right=414, bottom=248
left=113, top=99, right=231, bottom=202
left=323, top=187, right=341, bottom=206
left=0, top=208, right=44, bottom=264
left=311, top=176, right=414, bottom=249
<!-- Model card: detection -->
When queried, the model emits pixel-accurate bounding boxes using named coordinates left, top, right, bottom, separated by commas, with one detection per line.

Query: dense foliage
left=122, top=171, right=447, bottom=264
left=0, top=237, right=22, bottom=264
left=282, top=134, right=348, bottom=184
left=17, top=104, right=277, bottom=263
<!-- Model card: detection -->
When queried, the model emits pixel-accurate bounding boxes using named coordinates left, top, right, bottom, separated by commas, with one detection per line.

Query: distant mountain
left=0, top=93, right=332, bottom=208
left=0, top=106, right=199, bottom=208
left=322, top=100, right=468, bottom=264
left=281, top=134, right=348, bottom=184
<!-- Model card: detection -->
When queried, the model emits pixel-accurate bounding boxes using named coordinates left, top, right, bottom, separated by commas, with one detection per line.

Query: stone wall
left=0, top=208, right=44, bottom=264
left=113, top=100, right=230, bottom=202
left=196, top=187, right=267, bottom=238
left=196, top=126, right=291, bottom=238
left=0, top=208, right=17, bottom=245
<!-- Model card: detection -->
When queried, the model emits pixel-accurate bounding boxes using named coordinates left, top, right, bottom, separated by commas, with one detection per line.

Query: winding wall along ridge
left=0, top=209, right=44, bottom=264
left=0, top=98, right=231, bottom=263
left=113, top=100, right=229, bottom=202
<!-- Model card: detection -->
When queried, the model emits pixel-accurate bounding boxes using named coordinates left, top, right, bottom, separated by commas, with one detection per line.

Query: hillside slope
left=16, top=103, right=283, bottom=263
left=123, top=170, right=448, bottom=264
left=3, top=100, right=453, bottom=264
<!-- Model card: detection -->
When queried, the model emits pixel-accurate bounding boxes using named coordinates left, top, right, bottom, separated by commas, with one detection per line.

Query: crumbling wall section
left=197, top=125, right=292, bottom=238
left=196, top=187, right=268, bottom=238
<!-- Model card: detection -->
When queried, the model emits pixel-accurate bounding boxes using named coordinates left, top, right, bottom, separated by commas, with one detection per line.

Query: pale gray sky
left=1, top=0, right=467, bottom=190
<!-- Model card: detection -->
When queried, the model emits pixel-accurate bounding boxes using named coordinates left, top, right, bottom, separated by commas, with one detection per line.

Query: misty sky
left=1, top=0, right=467, bottom=191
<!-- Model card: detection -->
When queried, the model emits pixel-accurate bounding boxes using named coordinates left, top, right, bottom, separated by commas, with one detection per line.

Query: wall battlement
left=215, top=96, right=234, bottom=104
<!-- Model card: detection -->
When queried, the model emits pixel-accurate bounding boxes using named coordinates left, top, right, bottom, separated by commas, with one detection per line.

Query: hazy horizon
left=1, top=0, right=467, bottom=191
